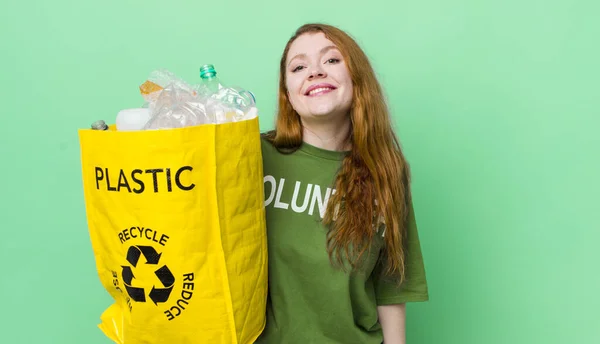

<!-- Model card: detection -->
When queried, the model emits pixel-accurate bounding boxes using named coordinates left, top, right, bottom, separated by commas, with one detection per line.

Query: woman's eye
left=292, top=65, right=304, bottom=72
left=326, top=58, right=340, bottom=64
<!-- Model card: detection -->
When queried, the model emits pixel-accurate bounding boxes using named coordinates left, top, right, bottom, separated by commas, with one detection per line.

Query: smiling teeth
left=308, top=87, right=332, bottom=95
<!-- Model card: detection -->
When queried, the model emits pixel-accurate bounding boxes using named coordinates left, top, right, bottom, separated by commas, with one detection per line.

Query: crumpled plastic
left=138, top=69, right=258, bottom=130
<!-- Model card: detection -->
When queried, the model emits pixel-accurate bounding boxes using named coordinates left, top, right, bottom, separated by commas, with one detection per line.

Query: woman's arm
left=377, top=303, right=406, bottom=344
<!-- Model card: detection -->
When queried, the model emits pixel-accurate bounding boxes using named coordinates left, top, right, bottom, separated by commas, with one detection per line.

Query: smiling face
left=284, top=32, right=354, bottom=122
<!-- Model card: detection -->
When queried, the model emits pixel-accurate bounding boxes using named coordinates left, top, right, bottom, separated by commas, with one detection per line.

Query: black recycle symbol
left=121, top=245, right=175, bottom=305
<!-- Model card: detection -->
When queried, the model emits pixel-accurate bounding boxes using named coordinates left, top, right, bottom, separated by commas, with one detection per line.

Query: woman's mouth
left=305, top=84, right=337, bottom=97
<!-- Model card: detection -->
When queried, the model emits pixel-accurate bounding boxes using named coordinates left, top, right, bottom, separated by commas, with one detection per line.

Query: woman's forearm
left=377, top=303, right=406, bottom=344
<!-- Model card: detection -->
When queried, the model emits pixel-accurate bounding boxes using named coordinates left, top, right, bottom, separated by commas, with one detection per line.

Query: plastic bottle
left=91, top=120, right=108, bottom=130
left=198, top=64, right=258, bottom=123
left=199, top=64, right=224, bottom=95
left=199, top=64, right=256, bottom=104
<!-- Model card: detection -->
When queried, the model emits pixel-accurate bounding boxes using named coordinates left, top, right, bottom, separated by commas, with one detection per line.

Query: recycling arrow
left=125, top=285, right=146, bottom=302
left=121, top=265, right=146, bottom=302
left=149, top=286, right=172, bottom=305
left=126, top=245, right=162, bottom=266
left=155, top=265, right=175, bottom=286
left=122, top=266, right=135, bottom=285
left=149, top=265, right=175, bottom=305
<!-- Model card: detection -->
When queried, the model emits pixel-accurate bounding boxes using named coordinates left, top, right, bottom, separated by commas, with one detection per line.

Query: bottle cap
left=91, top=120, right=108, bottom=130
left=200, top=64, right=217, bottom=79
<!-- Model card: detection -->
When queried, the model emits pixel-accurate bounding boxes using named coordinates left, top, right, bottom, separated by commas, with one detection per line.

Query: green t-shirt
left=255, top=137, right=429, bottom=344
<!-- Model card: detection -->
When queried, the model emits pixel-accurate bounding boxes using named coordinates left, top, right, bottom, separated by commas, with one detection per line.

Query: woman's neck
left=301, top=115, right=352, bottom=152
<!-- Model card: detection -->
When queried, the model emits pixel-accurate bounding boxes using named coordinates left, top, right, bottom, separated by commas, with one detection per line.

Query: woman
left=256, top=23, right=428, bottom=344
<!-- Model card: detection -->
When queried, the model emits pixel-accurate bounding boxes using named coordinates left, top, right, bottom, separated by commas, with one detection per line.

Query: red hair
left=264, top=23, right=412, bottom=282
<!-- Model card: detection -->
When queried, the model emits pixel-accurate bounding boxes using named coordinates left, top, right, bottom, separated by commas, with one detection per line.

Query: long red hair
left=264, top=23, right=412, bottom=282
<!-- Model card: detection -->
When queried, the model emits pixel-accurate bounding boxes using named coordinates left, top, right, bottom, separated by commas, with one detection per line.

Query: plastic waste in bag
left=80, top=65, right=267, bottom=343
left=90, top=65, right=258, bottom=131
left=143, top=65, right=257, bottom=129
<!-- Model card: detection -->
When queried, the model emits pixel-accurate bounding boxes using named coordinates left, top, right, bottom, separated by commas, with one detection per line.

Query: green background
left=1, top=0, right=598, bottom=343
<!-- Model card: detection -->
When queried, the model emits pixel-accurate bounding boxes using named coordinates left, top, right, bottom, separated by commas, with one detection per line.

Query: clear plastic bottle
left=199, top=64, right=224, bottom=96
left=199, top=64, right=256, bottom=104
left=198, top=64, right=258, bottom=123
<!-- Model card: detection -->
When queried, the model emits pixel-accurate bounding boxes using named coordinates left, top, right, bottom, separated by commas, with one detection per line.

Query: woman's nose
left=308, top=67, right=327, bottom=80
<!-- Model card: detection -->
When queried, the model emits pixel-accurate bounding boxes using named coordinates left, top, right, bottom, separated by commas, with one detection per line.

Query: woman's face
left=285, top=32, right=353, bottom=122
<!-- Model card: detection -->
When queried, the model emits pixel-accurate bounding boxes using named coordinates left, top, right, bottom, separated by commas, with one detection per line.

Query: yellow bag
left=78, top=117, right=267, bottom=344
